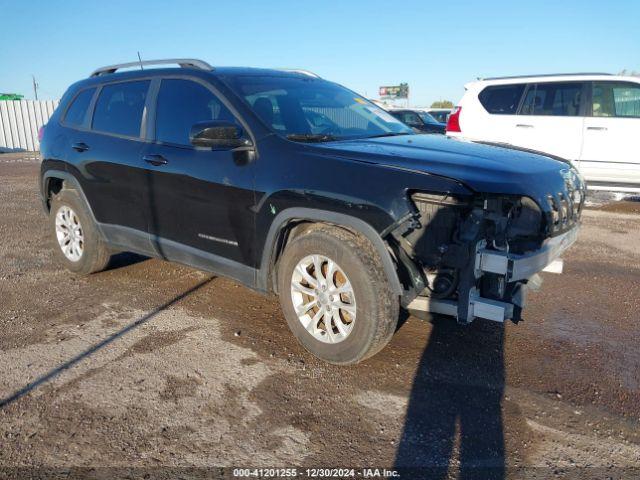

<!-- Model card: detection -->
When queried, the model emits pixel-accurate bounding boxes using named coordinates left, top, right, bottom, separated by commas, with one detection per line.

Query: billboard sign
left=379, top=83, right=409, bottom=99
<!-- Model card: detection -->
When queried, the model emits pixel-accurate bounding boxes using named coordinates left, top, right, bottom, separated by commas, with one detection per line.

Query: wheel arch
left=258, top=208, right=403, bottom=296
left=41, top=170, right=98, bottom=223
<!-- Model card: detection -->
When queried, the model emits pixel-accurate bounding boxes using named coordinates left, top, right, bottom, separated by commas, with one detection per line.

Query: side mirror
left=189, top=121, right=252, bottom=149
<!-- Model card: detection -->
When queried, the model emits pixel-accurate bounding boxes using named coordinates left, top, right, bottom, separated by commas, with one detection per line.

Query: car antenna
left=137, top=51, right=144, bottom=70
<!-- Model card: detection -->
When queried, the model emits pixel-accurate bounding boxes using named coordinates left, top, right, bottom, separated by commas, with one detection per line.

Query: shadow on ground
left=395, top=317, right=505, bottom=479
left=105, top=251, right=149, bottom=270
left=0, top=276, right=213, bottom=409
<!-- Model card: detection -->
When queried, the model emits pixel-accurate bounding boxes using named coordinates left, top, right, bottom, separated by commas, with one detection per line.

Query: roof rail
left=480, top=72, right=612, bottom=81
left=90, top=58, right=213, bottom=77
left=278, top=69, right=321, bottom=78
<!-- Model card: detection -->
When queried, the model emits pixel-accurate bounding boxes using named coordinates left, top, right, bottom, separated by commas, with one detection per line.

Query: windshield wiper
left=286, top=133, right=338, bottom=143
left=364, top=132, right=413, bottom=139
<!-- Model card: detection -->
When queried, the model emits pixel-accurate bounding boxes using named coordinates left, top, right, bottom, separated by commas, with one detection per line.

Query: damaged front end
left=389, top=185, right=585, bottom=324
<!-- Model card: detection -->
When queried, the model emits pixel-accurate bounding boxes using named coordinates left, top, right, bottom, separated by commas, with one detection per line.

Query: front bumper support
left=408, top=226, right=579, bottom=323
left=408, top=289, right=514, bottom=323
left=475, top=227, right=579, bottom=282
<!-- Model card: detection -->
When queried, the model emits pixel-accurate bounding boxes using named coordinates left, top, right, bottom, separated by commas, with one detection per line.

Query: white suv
left=446, top=74, right=640, bottom=192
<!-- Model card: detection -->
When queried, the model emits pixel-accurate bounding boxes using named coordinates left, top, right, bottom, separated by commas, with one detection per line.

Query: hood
left=313, top=134, right=582, bottom=208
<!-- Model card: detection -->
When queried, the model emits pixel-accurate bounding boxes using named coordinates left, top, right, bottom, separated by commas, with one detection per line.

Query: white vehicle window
left=478, top=84, right=525, bottom=114
left=592, top=82, right=640, bottom=118
left=520, top=83, right=584, bottom=116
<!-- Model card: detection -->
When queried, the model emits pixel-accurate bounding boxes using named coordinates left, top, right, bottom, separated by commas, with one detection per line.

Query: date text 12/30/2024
left=232, top=468, right=400, bottom=478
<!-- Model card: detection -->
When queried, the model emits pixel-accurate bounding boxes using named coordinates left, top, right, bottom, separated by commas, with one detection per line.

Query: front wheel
left=277, top=225, right=399, bottom=365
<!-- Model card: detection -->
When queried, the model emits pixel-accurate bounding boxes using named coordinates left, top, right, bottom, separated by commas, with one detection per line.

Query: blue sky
left=1, top=0, right=638, bottom=106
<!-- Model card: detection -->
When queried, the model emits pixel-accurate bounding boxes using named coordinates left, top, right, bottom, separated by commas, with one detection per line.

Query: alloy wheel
left=290, top=254, right=356, bottom=343
left=55, top=205, right=84, bottom=262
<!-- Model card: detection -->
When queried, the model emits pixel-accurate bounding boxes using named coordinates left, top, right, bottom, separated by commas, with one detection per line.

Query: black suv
left=40, top=58, right=585, bottom=364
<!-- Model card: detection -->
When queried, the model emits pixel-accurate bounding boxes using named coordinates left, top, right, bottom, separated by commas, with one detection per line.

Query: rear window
left=428, top=111, right=449, bottom=123
left=92, top=81, right=150, bottom=137
left=520, top=82, right=584, bottom=116
left=63, top=88, right=95, bottom=127
left=478, top=84, right=525, bottom=114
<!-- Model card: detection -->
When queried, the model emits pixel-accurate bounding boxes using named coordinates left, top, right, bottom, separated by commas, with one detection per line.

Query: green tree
left=430, top=100, right=454, bottom=108
left=0, top=93, right=24, bottom=101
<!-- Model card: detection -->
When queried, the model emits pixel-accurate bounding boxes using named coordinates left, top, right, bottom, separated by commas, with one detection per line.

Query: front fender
left=257, top=207, right=403, bottom=295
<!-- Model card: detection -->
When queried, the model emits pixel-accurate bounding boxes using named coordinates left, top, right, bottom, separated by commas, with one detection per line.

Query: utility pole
left=32, top=75, right=39, bottom=100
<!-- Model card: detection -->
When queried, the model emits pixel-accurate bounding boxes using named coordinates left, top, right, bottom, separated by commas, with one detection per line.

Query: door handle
left=516, top=124, right=534, bottom=128
left=72, top=142, right=90, bottom=152
left=143, top=154, right=169, bottom=166
left=586, top=126, right=607, bottom=131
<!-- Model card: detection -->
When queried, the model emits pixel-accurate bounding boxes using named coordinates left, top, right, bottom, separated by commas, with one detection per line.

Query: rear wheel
left=49, top=188, right=111, bottom=275
left=277, top=225, right=398, bottom=365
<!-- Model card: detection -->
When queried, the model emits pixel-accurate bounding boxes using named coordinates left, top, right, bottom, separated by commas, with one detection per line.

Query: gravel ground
left=0, top=153, right=639, bottom=479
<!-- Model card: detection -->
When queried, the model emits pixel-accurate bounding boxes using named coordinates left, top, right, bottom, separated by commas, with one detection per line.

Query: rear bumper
left=408, top=225, right=580, bottom=323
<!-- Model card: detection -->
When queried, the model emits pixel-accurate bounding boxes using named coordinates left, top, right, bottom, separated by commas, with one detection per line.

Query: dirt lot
left=1, top=153, right=639, bottom=479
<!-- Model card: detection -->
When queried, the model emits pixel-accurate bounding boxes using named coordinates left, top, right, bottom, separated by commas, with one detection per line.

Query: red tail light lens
left=446, top=107, right=462, bottom=133
left=38, top=126, right=45, bottom=142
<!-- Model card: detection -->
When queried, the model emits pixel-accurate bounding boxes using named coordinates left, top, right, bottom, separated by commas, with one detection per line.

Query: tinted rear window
left=429, top=111, right=449, bottom=123
left=63, top=88, right=95, bottom=127
left=520, top=82, right=584, bottom=116
left=92, top=81, right=150, bottom=137
left=478, top=84, right=525, bottom=114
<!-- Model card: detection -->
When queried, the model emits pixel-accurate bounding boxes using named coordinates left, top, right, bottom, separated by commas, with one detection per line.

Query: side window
left=63, top=88, right=95, bottom=127
left=245, top=94, right=288, bottom=131
left=478, top=84, right=525, bottom=114
left=593, top=82, right=640, bottom=118
left=155, top=79, right=238, bottom=146
left=520, top=82, right=584, bottom=116
left=400, top=112, right=422, bottom=126
left=92, top=81, right=150, bottom=137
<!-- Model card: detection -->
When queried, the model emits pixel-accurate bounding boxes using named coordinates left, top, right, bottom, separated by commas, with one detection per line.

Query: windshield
left=418, top=111, right=440, bottom=125
left=223, top=75, right=413, bottom=141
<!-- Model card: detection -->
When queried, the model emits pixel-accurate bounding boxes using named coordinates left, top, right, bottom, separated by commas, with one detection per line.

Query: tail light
left=446, top=107, right=462, bottom=133
left=38, top=126, right=45, bottom=142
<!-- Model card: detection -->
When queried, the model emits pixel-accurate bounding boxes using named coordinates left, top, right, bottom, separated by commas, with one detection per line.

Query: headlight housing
left=506, top=196, right=543, bottom=238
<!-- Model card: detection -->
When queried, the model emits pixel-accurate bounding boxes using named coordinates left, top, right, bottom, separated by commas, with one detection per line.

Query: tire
left=277, top=224, right=399, bottom=365
left=49, top=188, right=111, bottom=276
